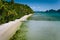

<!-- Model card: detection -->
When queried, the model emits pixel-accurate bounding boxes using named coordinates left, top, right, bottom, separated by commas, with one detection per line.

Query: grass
left=10, top=22, right=28, bottom=40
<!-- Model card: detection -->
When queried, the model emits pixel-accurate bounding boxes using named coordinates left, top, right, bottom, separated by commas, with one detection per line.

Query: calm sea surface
left=24, top=13, right=60, bottom=40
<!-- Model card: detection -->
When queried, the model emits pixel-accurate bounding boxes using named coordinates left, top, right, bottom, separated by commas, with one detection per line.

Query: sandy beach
left=0, top=14, right=32, bottom=40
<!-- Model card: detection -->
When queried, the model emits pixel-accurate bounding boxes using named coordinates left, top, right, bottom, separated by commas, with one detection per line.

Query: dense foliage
left=0, top=0, right=33, bottom=24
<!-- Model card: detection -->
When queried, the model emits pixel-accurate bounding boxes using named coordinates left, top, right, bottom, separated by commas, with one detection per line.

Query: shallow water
left=30, top=13, right=60, bottom=21
left=25, top=13, right=60, bottom=40
left=26, top=21, right=60, bottom=40
left=11, top=13, right=60, bottom=40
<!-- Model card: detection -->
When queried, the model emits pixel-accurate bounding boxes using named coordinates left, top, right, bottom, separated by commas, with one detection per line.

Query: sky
left=9, top=0, right=60, bottom=11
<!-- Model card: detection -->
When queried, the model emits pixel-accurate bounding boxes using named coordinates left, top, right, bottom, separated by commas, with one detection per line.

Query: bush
left=0, top=0, right=33, bottom=25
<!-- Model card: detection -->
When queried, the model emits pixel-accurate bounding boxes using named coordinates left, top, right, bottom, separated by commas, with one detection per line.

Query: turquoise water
left=30, top=13, right=60, bottom=21
left=25, top=13, right=60, bottom=40
left=26, top=21, right=60, bottom=40
left=11, top=13, right=60, bottom=40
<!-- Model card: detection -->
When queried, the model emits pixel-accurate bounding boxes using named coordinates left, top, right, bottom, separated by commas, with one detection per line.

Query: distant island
left=34, top=9, right=60, bottom=13
left=45, top=9, right=60, bottom=13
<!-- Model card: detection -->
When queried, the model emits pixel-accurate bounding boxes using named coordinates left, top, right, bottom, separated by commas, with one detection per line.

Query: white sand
left=0, top=14, right=32, bottom=40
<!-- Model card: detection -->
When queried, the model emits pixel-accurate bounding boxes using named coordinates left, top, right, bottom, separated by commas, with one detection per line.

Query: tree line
left=0, top=0, right=33, bottom=24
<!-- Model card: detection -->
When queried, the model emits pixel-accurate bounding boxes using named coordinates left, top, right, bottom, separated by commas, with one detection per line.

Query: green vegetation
left=0, top=0, right=33, bottom=24
left=10, top=22, right=28, bottom=40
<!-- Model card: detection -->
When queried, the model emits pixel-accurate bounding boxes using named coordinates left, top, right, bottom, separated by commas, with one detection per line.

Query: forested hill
left=0, top=0, right=34, bottom=24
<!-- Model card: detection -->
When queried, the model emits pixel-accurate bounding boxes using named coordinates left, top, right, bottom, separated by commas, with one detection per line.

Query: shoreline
left=0, top=14, right=33, bottom=40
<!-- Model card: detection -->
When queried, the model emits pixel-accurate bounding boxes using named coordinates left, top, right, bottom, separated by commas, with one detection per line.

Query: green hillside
left=0, top=0, right=33, bottom=24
